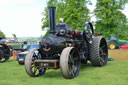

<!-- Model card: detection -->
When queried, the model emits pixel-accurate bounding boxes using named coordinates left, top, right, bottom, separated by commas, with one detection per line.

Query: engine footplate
left=33, top=59, right=59, bottom=69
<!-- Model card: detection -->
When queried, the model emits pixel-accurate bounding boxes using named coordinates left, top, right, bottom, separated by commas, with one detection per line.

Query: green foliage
left=56, top=0, right=90, bottom=30
left=42, top=7, right=49, bottom=29
left=94, top=0, right=128, bottom=39
left=42, top=30, right=50, bottom=38
left=42, top=0, right=91, bottom=34
left=0, top=30, right=6, bottom=39
left=117, top=24, right=128, bottom=40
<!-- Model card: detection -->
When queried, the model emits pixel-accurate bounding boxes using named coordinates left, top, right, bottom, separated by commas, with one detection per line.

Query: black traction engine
left=24, top=7, right=108, bottom=79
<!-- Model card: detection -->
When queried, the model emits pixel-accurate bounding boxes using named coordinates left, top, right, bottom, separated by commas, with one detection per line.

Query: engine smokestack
left=48, top=7, right=56, bottom=34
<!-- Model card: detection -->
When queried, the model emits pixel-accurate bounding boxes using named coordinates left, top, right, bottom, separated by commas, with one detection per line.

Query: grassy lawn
left=0, top=60, right=128, bottom=85
left=7, top=42, right=23, bottom=46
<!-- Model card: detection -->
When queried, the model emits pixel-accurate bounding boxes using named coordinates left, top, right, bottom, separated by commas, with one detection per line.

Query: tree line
left=42, top=0, right=128, bottom=40
left=0, top=30, right=5, bottom=39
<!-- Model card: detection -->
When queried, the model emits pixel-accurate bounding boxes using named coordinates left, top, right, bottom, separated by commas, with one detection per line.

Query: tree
left=118, top=22, right=128, bottom=40
left=42, top=0, right=91, bottom=33
left=0, top=30, right=6, bottom=39
left=94, top=0, right=128, bottom=39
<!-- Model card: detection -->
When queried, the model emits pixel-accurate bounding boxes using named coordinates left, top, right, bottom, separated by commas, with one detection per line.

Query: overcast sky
left=0, top=0, right=128, bottom=37
left=0, top=0, right=47, bottom=37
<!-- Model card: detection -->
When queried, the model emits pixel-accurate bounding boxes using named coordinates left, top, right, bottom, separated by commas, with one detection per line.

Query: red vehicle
left=119, top=43, right=128, bottom=49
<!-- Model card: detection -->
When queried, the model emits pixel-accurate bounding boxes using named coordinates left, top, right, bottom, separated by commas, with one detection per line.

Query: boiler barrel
left=41, top=36, right=66, bottom=55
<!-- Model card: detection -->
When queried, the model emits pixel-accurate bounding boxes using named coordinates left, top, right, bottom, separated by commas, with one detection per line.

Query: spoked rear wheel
left=60, top=47, right=80, bottom=79
left=25, top=48, right=46, bottom=77
left=90, top=36, right=108, bottom=66
left=0, top=44, right=10, bottom=63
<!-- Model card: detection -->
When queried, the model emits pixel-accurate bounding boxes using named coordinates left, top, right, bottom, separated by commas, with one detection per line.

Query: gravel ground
left=108, top=49, right=128, bottom=61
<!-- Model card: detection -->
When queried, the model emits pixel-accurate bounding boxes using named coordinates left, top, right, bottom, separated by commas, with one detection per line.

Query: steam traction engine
left=0, top=37, right=10, bottom=63
left=24, top=7, right=108, bottom=79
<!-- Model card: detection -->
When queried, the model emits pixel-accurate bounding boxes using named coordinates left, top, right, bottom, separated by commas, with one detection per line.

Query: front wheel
left=60, top=47, right=80, bottom=79
left=24, top=48, right=46, bottom=77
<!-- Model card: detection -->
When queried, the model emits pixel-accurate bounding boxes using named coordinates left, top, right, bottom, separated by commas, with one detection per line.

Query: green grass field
left=7, top=42, right=23, bottom=46
left=0, top=60, right=128, bottom=85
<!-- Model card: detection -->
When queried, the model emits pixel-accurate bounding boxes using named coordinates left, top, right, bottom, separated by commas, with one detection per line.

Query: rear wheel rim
left=99, top=39, right=108, bottom=66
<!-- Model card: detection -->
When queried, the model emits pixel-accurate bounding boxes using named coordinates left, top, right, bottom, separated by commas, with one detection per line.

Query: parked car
left=8, top=40, right=17, bottom=43
left=16, top=44, right=39, bottom=65
left=119, top=43, right=128, bottom=50
left=0, top=39, right=8, bottom=44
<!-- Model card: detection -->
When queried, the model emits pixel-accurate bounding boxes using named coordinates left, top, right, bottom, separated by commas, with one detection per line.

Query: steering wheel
left=83, top=22, right=94, bottom=44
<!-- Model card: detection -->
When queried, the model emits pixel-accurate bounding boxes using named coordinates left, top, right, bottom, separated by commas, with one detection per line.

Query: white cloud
left=0, top=8, right=44, bottom=37
left=0, top=0, right=9, bottom=5
left=0, top=0, right=33, bottom=5
left=122, top=4, right=128, bottom=18
left=0, top=0, right=47, bottom=37
left=87, top=5, right=96, bottom=12
left=11, top=0, right=33, bottom=4
left=87, top=4, right=96, bottom=22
